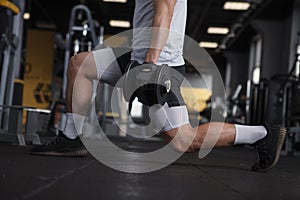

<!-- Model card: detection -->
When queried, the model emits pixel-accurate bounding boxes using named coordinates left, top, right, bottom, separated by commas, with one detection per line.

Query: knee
left=67, top=53, right=87, bottom=79
left=67, top=55, right=80, bottom=79
left=164, top=125, right=200, bottom=153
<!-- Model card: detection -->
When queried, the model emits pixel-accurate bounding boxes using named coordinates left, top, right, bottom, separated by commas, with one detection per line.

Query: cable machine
left=0, top=0, right=21, bottom=128
left=62, top=4, right=99, bottom=99
left=0, top=0, right=33, bottom=145
left=52, top=5, right=104, bottom=134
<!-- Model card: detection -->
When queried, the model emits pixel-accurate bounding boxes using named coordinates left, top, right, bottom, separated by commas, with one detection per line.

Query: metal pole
left=3, top=0, right=24, bottom=130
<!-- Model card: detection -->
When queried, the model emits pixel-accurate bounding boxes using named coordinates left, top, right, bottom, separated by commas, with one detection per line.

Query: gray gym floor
left=1, top=138, right=300, bottom=200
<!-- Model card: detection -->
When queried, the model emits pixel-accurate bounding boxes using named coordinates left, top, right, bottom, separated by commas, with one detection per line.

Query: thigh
left=149, top=103, right=190, bottom=132
left=92, top=48, right=126, bottom=86
left=165, top=65, right=186, bottom=107
left=148, top=65, right=189, bottom=131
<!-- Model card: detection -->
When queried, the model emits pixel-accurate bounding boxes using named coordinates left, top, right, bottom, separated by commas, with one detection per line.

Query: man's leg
left=29, top=52, right=97, bottom=156
left=150, top=103, right=265, bottom=151
left=66, top=52, right=97, bottom=115
left=30, top=48, right=123, bottom=156
left=62, top=52, right=98, bottom=139
left=150, top=103, right=286, bottom=172
left=162, top=121, right=266, bottom=152
left=64, top=48, right=124, bottom=139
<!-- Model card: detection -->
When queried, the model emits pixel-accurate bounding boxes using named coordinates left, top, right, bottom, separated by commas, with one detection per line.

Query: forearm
left=144, top=0, right=175, bottom=64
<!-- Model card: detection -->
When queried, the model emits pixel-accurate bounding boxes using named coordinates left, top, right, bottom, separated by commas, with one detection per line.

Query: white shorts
left=91, top=48, right=190, bottom=132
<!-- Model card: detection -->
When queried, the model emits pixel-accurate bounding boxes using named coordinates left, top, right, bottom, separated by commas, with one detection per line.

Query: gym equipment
left=0, top=0, right=20, bottom=125
left=248, top=79, right=269, bottom=125
left=123, top=61, right=171, bottom=107
left=0, top=106, right=48, bottom=145
left=284, top=39, right=300, bottom=155
left=226, top=84, right=246, bottom=124
left=0, top=0, right=41, bottom=145
left=50, top=4, right=104, bottom=134
left=0, top=0, right=19, bottom=14
left=62, top=4, right=98, bottom=99
left=248, top=37, right=300, bottom=155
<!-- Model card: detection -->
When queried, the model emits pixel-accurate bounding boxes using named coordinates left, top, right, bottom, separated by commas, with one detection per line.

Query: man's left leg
left=30, top=48, right=124, bottom=156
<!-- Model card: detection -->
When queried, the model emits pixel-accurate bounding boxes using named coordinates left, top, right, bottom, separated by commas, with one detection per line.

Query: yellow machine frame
left=0, top=0, right=19, bottom=14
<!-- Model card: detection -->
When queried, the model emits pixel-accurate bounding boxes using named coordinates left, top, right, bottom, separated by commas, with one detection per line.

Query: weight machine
left=0, top=0, right=20, bottom=127
left=50, top=4, right=106, bottom=135
left=248, top=34, right=300, bottom=155
left=62, top=5, right=100, bottom=99
left=0, top=0, right=46, bottom=145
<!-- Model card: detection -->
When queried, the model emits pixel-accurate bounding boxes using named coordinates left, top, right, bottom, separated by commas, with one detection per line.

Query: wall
left=251, top=17, right=292, bottom=78
left=23, top=29, right=55, bottom=108
left=224, top=51, right=249, bottom=95
left=288, top=0, right=300, bottom=73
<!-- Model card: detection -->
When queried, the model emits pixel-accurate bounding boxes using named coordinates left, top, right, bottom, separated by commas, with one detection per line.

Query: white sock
left=60, top=113, right=85, bottom=139
left=234, top=125, right=267, bottom=145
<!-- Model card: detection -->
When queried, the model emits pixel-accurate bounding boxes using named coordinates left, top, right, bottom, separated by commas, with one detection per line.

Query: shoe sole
left=30, top=149, right=88, bottom=157
left=256, top=126, right=287, bottom=172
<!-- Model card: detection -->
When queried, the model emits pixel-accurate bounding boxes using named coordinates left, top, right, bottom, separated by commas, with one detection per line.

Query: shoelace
left=256, top=141, right=268, bottom=163
left=45, top=136, right=64, bottom=146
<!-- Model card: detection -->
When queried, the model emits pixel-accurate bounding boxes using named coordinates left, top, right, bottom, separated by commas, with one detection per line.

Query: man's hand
left=144, top=0, right=177, bottom=64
